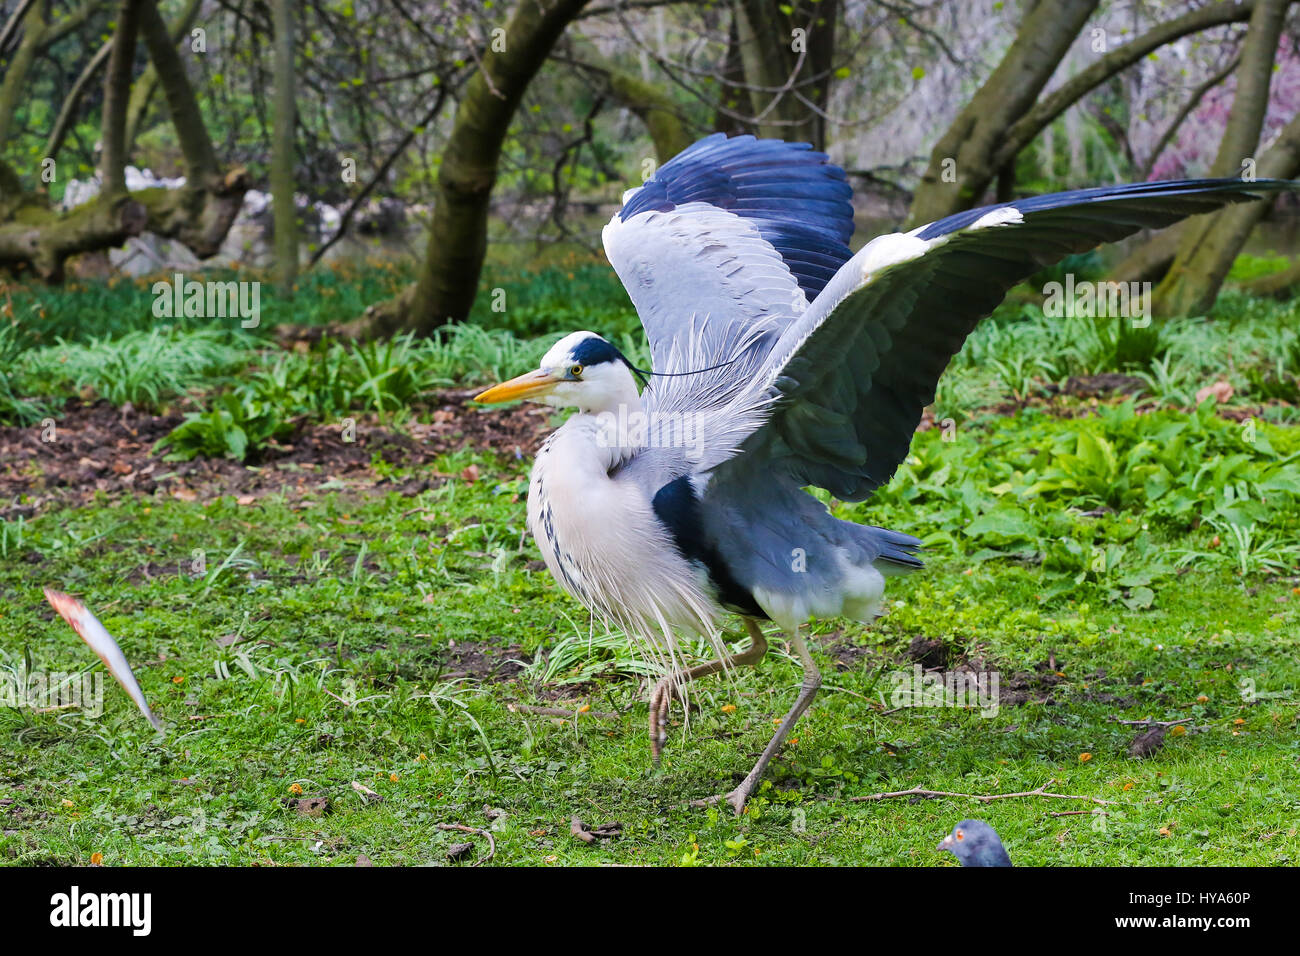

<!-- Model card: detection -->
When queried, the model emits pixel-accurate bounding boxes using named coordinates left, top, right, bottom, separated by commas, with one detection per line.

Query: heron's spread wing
left=602, top=133, right=854, bottom=379
left=724, top=178, right=1294, bottom=501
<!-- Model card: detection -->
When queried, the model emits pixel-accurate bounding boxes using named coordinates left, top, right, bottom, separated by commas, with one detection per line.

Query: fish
left=43, top=588, right=165, bottom=733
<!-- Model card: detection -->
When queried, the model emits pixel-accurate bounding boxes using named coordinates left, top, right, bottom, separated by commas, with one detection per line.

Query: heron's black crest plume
left=633, top=355, right=742, bottom=380
left=631, top=336, right=769, bottom=385
left=568, top=336, right=651, bottom=389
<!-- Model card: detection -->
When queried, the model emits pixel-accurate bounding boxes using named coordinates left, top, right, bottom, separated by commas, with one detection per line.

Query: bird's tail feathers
left=861, top=525, right=924, bottom=572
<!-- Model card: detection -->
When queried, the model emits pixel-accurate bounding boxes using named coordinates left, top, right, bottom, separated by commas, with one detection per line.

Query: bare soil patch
left=0, top=392, right=550, bottom=517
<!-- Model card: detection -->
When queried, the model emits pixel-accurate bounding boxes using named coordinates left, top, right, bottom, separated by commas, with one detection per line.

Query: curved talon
left=648, top=675, right=675, bottom=765
left=690, top=788, right=749, bottom=816
left=646, top=619, right=770, bottom=770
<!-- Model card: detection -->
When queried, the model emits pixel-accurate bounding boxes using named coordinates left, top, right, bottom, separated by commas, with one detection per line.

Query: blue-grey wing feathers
left=744, top=177, right=1295, bottom=502
left=618, top=132, right=854, bottom=299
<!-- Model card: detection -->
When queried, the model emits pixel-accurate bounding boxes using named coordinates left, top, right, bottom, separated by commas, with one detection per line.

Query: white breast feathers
left=526, top=415, right=721, bottom=655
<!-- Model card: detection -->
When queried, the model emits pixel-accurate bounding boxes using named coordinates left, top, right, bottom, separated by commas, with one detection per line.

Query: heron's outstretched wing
left=602, top=133, right=854, bottom=379
left=720, top=178, right=1295, bottom=501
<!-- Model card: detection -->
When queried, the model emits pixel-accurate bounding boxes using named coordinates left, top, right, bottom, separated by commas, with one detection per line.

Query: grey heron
left=475, top=133, right=1290, bottom=813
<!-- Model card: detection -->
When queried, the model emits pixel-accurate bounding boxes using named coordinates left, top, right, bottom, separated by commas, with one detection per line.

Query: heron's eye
left=955, top=830, right=965, bottom=841
left=570, top=364, right=583, bottom=378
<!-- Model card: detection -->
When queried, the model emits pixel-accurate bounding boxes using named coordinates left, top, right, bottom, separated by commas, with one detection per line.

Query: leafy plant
left=154, top=391, right=295, bottom=462
left=0, top=323, right=49, bottom=424
left=21, top=328, right=248, bottom=408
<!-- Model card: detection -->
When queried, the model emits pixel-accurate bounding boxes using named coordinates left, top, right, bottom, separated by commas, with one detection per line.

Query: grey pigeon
left=938, top=819, right=1012, bottom=867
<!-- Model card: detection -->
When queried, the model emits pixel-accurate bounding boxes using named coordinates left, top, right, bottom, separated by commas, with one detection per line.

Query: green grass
left=2, top=407, right=1298, bottom=866
left=2, top=265, right=1299, bottom=866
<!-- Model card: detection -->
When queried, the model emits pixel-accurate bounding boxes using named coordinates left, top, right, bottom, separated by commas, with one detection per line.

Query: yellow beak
left=473, top=369, right=561, bottom=404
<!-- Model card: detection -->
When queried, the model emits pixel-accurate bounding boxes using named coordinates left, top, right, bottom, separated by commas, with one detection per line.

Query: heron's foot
left=646, top=620, right=771, bottom=767
left=690, top=785, right=751, bottom=816
left=690, top=628, right=820, bottom=818
left=647, top=673, right=676, bottom=766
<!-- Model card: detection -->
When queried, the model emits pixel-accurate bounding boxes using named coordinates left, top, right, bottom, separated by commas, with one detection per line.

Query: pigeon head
left=938, top=819, right=1012, bottom=867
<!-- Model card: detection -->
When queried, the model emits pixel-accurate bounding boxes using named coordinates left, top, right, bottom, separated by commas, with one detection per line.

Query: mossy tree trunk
left=0, top=0, right=248, bottom=279
left=355, top=0, right=592, bottom=337
left=123, top=0, right=203, bottom=151
left=904, top=0, right=1269, bottom=230
left=578, top=54, right=692, bottom=163
left=0, top=0, right=45, bottom=151
left=1151, top=0, right=1289, bottom=318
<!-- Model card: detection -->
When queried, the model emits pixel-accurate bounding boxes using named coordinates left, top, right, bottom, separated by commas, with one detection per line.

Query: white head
left=474, top=331, right=643, bottom=414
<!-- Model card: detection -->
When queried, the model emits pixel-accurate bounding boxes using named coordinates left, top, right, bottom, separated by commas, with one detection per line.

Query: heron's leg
left=695, top=627, right=821, bottom=816
left=648, top=618, right=769, bottom=765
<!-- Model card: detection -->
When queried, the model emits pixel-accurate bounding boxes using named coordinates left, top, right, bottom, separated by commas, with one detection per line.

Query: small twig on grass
left=1110, top=716, right=1195, bottom=727
left=436, top=823, right=495, bottom=866
left=508, top=703, right=618, bottom=720
left=847, top=782, right=1115, bottom=805
left=1047, top=809, right=1109, bottom=817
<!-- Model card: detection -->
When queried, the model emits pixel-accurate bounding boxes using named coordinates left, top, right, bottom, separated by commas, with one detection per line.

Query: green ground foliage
left=1, top=259, right=1298, bottom=865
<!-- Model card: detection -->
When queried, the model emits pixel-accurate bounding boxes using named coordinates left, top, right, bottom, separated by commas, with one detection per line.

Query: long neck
left=576, top=363, right=642, bottom=415
left=565, top=364, right=642, bottom=465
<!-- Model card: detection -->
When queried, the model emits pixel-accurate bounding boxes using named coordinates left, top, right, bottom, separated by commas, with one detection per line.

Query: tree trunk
left=905, top=0, right=1267, bottom=229
left=1152, top=0, right=1289, bottom=317
left=0, top=0, right=45, bottom=150
left=271, top=0, right=297, bottom=296
left=0, top=0, right=103, bottom=150
left=123, top=0, right=203, bottom=151
left=1138, top=54, right=1241, bottom=180
left=1241, top=256, right=1300, bottom=297
left=578, top=55, right=692, bottom=163
left=1153, top=108, right=1300, bottom=313
left=354, top=0, right=592, bottom=337
left=137, top=0, right=218, bottom=184
left=0, top=0, right=247, bottom=279
left=101, top=0, right=142, bottom=198
left=45, top=37, right=114, bottom=161
left=0, top=0, right=148, bottom=279
left=734, top=0, right=838, bottom=148
left=906, top=0, right=1098, bottom=228
left=713, top=10, right=752, bottom=137
left=135, top=0, right=249, bottom=255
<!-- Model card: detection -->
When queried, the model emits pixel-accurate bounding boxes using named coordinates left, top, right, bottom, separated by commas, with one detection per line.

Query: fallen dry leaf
left=1195, top=380, right=1234, bottom=405
left=294, top=797, right=328, bottom=817
left=351, top=780, right=383, bottom=803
